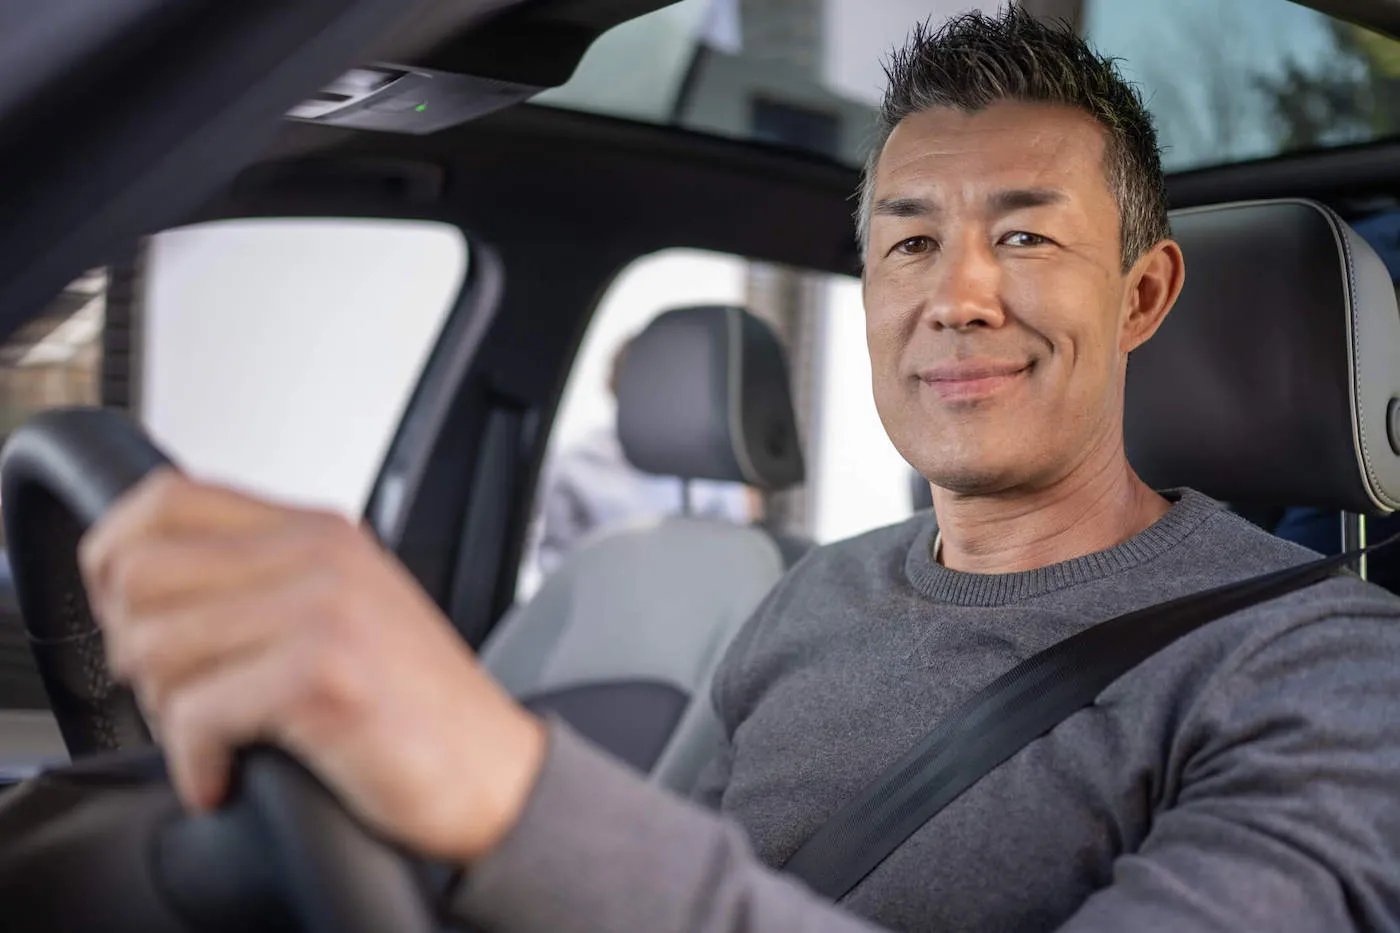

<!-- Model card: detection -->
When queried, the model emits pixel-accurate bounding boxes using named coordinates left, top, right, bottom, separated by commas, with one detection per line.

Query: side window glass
left=142, top=218, right=468, bottom=516
left=0, top=221, right=470, bottom=717
left=518, top=249, right=760, bottom=597
left=812, top=274, right=923, bottom=542
left=518, top=249, right=917, bottom=599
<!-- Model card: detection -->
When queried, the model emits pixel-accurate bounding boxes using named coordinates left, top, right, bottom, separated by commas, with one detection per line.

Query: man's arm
left=1056, top=607, right=1400, bottom=932
left=82, top=473, right=1400, bottom=933
left=688, top=721, right=734, bottom=810
left=458, top=607, right=1400, bottom=933
left=454, top=722, right=885, bottom=933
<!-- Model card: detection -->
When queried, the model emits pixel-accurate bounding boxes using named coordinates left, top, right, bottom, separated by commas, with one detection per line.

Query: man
left=78, top=8, right=1400, bottom=932
left=531, top=335, right=752, bottom=581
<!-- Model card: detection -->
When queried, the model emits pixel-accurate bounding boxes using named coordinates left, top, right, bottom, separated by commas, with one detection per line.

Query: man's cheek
left=871, top=377, right=917, bottom=449
left=864, top=332, right=904, bottom=391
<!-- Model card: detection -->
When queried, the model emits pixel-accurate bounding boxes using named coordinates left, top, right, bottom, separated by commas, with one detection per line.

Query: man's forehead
left=875, top=101, right=1109, bottom=200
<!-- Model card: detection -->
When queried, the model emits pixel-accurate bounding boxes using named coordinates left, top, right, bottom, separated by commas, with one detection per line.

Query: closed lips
left=918, top=361, right=1031, bottom=383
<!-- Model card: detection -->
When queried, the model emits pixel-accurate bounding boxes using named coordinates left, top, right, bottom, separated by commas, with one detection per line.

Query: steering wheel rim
left=0, top=408, right=439, bottom=933
left=0, top=408, right=158, bottom=755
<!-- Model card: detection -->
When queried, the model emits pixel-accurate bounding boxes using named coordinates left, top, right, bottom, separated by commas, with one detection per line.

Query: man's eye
left=1000, top=231, right=1051, bottom=248
left=892, top=236, right=935, bottom=256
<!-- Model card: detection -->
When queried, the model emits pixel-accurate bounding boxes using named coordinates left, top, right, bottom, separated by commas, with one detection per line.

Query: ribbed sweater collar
left=905, top=489, right=1220, bottom=607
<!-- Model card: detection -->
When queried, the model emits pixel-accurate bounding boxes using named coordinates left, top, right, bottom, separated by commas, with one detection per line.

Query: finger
left=85, top=521, right=332, bottom=625
left=159, top=635, right=324, bottom=812
left=79, top=470, right=315, bottom=599
left=103, top=568, right=334, bottom=709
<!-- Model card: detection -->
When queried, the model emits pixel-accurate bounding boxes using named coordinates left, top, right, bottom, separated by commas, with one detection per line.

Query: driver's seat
left=482, top=305, right=806, bottom=792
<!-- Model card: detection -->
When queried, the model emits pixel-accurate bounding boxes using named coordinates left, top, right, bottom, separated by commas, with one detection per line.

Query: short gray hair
left=857, top=7, right=1171, bottom=272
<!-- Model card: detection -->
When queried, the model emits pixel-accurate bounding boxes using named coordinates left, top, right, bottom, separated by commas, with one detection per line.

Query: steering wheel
left=0, top=409, right=439, bottom=933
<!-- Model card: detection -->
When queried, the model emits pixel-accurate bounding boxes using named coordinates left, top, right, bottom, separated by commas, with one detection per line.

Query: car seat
left=482, top=304, right=806, bottom=792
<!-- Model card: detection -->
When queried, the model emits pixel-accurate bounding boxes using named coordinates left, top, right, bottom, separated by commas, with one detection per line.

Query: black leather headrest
left=1125, top=199, right=1400, bottom=515
left=616, top=305, right=805, bottom=491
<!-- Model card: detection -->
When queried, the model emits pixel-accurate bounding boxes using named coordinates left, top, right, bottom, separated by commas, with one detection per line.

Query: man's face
left=863, top=101, right=1152, bottom=495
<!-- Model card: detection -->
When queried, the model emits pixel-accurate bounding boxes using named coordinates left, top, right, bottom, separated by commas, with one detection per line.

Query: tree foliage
left=1253, top=20, right=1400, bottom=150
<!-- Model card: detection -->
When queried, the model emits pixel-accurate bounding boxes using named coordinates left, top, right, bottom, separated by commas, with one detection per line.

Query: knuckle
left=304, top=570, right=354, bottom=631
left=302, top=505, right=346, bottom=535
left=103, top=544, right=160, bottom=612
left=314, top=512, right=363, bottom=564
left=80, top=470, right=190, bottom=584
left=105, top=548, right=141, bottom=598
left=313, top=508, right=355, bottom=534
left=288, top=580, right=369, bottom=715
left=310, top=644, right=354, bottom=699
left=109, top=624, right=159, bottom=680
left=127, top=469, right=186, bottom=524
left=76, top=529, right=105, bottom=583
left=290, top=638, right=367, bottom=733
left=142, top=467, right=189, bottom=503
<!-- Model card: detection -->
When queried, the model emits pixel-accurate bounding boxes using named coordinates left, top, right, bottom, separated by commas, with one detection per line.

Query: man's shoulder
left=1154, top=492, right=1360, bottom=586
left=1166, top=501, right=1400, bottom=672
left=1113, top=494, right=1400, bottom=620
left=1186, top=502, right=1323, bottom=570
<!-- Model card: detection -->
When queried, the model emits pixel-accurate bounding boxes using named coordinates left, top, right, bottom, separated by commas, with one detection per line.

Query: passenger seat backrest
left=484, top=520, right=786, bottom=778
left=484, top=305, right=805, bottom=789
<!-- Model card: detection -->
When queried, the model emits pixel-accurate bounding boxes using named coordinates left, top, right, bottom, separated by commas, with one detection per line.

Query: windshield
left=534, top=0, right=1400, bottom=174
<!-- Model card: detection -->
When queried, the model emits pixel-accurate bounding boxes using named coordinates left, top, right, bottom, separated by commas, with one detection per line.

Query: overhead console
left=285, top=63, right=540, bottom=134
left=287, top=0, right=678, bottom=135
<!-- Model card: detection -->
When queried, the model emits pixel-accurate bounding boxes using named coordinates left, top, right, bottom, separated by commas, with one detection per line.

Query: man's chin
left=915, top=450, right=1032, bottom=497
left=924, top=467, right=1020, bottom=497
left=887, top=411, right=1051, bottom=497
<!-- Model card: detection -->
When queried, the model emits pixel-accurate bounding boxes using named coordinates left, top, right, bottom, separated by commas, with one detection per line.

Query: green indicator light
left=414, top=103, right=428, bottom=112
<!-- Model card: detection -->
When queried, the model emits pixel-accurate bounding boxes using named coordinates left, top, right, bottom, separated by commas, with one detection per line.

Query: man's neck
left=930, top=446, right=1170, bottom=576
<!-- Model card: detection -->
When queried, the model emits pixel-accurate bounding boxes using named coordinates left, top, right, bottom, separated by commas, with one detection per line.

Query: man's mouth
left=916, top=360, right=1033, bottom=401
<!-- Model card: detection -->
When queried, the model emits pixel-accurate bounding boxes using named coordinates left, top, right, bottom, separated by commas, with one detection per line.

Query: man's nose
left=922, top=240, right=1006, bottom=330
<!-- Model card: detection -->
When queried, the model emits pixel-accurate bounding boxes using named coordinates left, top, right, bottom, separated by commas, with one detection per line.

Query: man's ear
left=1120, top=239, right=1185, bottom=354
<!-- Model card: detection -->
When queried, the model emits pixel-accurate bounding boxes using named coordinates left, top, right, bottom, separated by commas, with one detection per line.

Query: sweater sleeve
left=688, top=722, right=734, bottom=811
left=1057, top=610, right=1400, bottom=933
left=450, top=721, right=885, bottom=933
left=455, top=606, right=1400, bottom=933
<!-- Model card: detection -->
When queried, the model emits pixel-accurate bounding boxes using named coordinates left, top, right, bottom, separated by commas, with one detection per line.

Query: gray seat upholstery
left=484, top=305, right=806, bottom=791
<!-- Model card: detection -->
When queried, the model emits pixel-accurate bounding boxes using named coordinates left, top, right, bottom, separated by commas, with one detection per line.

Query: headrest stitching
left=1336, top=216, right=1397, bottom=511
left=725, top=306, right=763, bottom=486
left=1339, top=222, right=1372, bottom=506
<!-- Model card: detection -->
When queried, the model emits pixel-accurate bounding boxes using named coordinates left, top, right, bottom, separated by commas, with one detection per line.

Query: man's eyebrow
left=989, top=188, right=1067, bottom=214
left=872, top=197, right=938, bottom=219
left=872, top=189, right=1067, bottom=221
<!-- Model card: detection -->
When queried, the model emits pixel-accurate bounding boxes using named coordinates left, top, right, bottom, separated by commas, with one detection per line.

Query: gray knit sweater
left=458, top=490, right=1400, bottom=932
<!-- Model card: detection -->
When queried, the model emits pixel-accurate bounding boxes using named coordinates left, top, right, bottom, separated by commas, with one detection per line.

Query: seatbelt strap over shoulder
left=781, top=532, right=1400, bottom=902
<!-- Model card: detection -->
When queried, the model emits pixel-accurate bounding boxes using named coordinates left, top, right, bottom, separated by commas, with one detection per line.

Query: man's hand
left=78, top=468, right=547, bottom=863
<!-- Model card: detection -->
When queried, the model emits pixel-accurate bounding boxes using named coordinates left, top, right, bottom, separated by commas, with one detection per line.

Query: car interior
left=481, top=303, right=807, bottom=787
left=5, top=0, right=1400, bottom=929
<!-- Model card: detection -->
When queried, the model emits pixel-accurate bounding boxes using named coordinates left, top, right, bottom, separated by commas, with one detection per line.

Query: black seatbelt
left=782, top=531, right=1400, bottom=902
